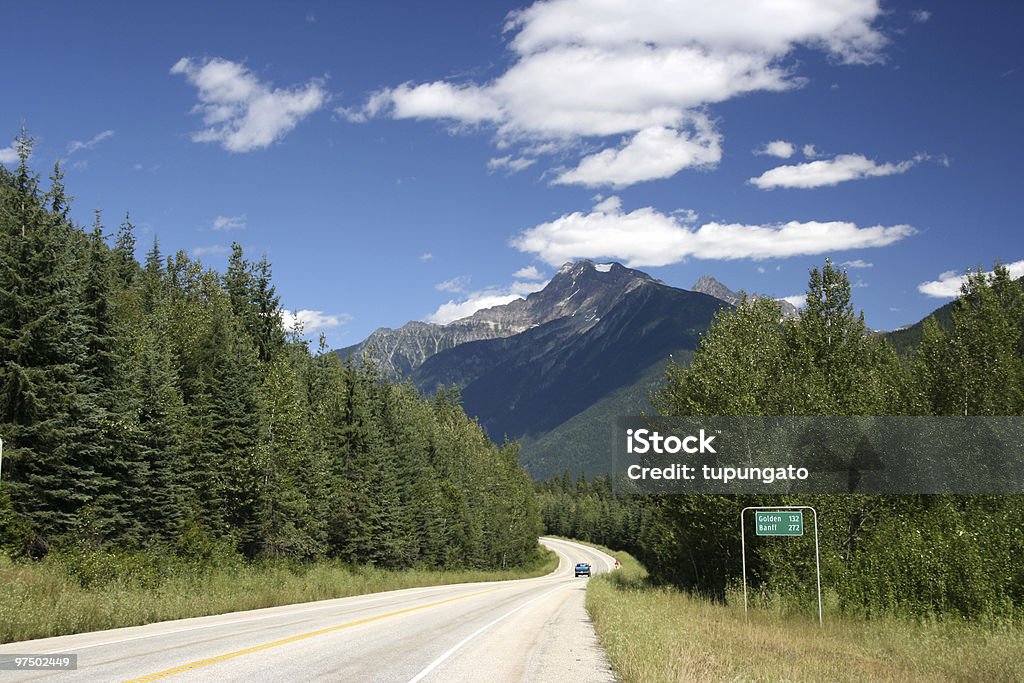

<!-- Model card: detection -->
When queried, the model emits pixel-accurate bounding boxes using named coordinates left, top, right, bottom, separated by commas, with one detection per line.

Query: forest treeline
left=543, top=260, right=1024, bottom=619
left=0, top=132, right=541, bottom=570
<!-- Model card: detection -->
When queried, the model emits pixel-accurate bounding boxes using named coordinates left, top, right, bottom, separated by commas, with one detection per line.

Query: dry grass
left=0, top=547, right=557, bottom=644
left=586, top=551, right=1024, bottom=683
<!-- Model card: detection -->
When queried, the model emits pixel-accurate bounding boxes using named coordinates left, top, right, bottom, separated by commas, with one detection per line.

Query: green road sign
left=755, top=510, right=803, bottom=536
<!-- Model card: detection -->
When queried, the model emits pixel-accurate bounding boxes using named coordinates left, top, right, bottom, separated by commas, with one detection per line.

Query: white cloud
left=593, top=195, right=622, bottom=213
left=911, top=9, right=931, bottom=23
left=67, top=130, right=114, bottom=154
left=212, top=214, right=246, bottom=231
left=513, top=265, right=545, bottom=280
left=750, top=153, right=922, bottom=189
left=841, top=259, right=873, bottom=268
left=344, top=0, right=886, bottom=188
left=756, top=266, right=766, bottom=274
left=419, top=252, right=434, bottom=262
left=781, top=294, right=806, bottom=308
left=755, top=140, right=795, bottom=158
left=377, top=81, right=502, bottom=124
left=435, top=275, right=471, bottom=293
left=553, top=119, right=721, bottom=187
left=428, top=293, right=522, bottom=324
left=512, top=200, right=915, bottom=267
left=487, top=155, right=536, bottom=173
left=191, top=245, right=230, bottom=258
left=427, top=279, right=547, bottom=324
left=282, top=309, right=351, bottom=332
left=506, top=0, right=884, bottom=61
left=917, top=260, right=1024, bottom=298
left=171, top=57, right=326, bottom=153
left=802, top=144, right=818, bottom=157
left=0, top=145, right=18, bottom=165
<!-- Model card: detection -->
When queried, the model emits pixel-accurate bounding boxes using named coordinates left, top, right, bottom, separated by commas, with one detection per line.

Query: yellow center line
left=122, top=585, right=508, bottom=682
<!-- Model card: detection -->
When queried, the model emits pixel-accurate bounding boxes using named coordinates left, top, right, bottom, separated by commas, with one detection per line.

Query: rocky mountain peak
left=691, top=274, right=799, bottom=318
left=475, top=260, right=660, bottom=335
left=691, top=275, right=741, bottom=305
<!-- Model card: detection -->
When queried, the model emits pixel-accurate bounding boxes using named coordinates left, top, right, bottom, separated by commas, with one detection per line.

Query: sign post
left=741, top=505, right=821, bottom=626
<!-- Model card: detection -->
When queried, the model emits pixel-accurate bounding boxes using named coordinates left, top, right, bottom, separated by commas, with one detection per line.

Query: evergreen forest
left=0, top=132, right=541, bottom=571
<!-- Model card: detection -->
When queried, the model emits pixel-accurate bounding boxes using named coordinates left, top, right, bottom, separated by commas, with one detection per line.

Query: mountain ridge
left=412, top=274, right=725, bottom=441
left=691, top=274, right=799, bottom=317
left=338, top=260, right=663, bottom=378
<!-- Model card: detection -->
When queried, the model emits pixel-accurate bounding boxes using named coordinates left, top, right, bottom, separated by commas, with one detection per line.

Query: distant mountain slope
left=337, top=260, right=659, bottom=378
left=413, top=267, right=725, bottom=441
left=516, top=352, right=692, bottom=480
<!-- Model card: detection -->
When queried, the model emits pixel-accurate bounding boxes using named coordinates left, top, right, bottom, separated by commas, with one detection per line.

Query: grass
left=586, top=550, right=1024, bottom=682
left=0, top=546, right=557, bottom=644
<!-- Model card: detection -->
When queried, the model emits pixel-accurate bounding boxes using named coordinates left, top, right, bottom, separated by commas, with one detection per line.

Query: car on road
left=574, top=562, right=591, bottom=577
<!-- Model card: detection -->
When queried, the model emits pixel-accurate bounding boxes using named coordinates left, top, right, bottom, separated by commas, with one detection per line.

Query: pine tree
left=206, top=297, right=262, bottom=550
left=0, top=138, right=105, bottom=543
left=140, top=238, right=166, bottom=315
left=130, top=315, right=188, bottom=545
left=112, top=213, right=138, bottom=288
left=78, top=210, right=143, bottom=544
left=255, top=350, right=324, bottom=558
left=251, top=256, right=284, bottom=363
left=223, top=244, right=284, bottom=364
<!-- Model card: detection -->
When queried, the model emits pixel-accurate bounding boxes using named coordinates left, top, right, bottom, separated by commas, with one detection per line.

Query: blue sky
left=3, top=0, right=1022, bottom=345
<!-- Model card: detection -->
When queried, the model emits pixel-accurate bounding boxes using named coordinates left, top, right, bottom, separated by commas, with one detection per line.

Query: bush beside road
left=586, top=549, right=1024, bottom=682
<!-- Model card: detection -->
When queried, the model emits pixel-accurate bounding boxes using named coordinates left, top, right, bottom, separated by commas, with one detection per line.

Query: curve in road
left=0, top=537, right=616, bottom=682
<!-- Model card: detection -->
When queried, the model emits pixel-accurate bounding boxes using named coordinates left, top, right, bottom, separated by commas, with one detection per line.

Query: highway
left=0, top=537, right=616, bottom=682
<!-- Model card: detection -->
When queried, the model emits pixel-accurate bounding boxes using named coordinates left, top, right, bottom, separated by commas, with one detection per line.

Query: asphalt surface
left=0, top=537, right=616, bottom=682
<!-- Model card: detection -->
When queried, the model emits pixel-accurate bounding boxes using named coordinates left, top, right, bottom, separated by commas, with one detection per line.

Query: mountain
left=691, top=274, right=741, bottom=305
left=338, top=260, right=741, bottom=478
left=516, top=352, right=688, bottom=480
left=338, top=260, right=661, bottom=379
left=691, top=274, right=799, bottom=318
left=410, top=262, right=725, bottom=449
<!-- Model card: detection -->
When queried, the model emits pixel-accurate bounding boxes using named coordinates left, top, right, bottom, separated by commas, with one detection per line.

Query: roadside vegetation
left=0, top=545, right=556, bottom=643
left=543, top=260, right=1024, bottom=621
left=587, top=551, right=1024, bottom=683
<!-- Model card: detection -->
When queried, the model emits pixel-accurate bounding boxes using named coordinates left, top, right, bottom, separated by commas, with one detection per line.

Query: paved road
left=0, top=537, right=616, bottom=682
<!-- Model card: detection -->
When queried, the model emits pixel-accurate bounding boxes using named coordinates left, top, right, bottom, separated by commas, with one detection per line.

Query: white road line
left=406, top=585, right=563, bottom=683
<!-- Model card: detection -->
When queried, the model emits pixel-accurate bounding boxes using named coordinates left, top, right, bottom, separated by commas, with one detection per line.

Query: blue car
left=574, top=562, right=591, bottom=577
